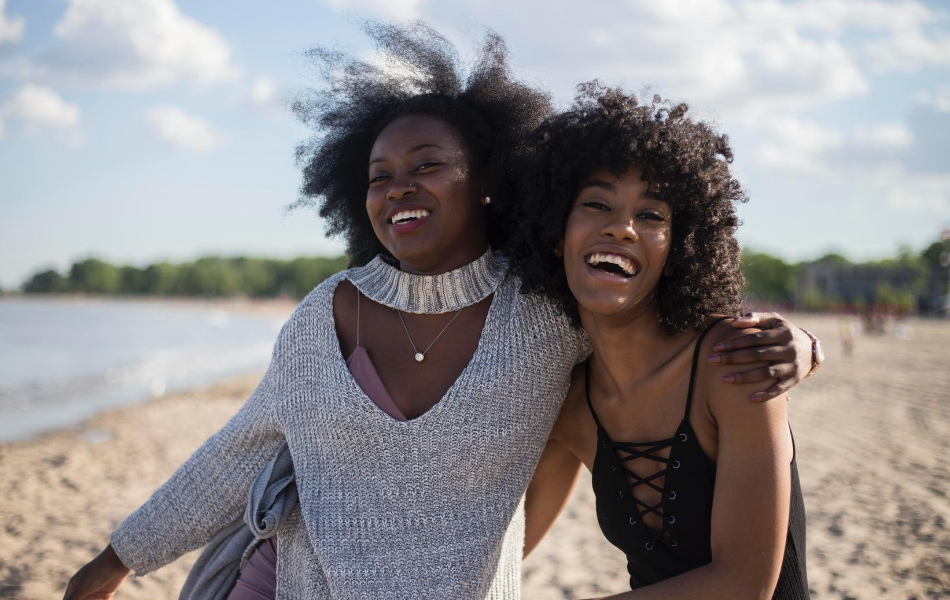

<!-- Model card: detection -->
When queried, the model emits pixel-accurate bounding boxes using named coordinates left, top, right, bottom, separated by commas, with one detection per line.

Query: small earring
left=481, top=196, right=491, bottom=205
left=553, top=247, right=561, bottom=256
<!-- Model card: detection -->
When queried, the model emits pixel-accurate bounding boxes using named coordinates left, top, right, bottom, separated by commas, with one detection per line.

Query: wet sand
left=1, top=314, right=947, bottom=599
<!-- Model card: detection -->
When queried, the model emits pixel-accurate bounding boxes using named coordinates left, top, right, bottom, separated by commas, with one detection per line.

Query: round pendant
left=414, top=353, right=425, bottom=362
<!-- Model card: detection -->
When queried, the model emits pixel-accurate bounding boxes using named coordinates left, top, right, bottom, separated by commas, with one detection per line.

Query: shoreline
left=0, top=294, right=299, bottom=317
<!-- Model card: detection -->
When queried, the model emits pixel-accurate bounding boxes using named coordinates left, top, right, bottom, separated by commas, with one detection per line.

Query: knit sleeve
left=109, top=337, right=286, bottom=576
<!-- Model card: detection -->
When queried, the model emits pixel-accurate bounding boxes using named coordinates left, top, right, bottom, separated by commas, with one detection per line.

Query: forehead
left=581, top=166, right=665, bottom=201
left=370, top=114, right=464, bottom=159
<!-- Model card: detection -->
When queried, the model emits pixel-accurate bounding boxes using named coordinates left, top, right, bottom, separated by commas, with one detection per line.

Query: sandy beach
left=1, top=314, right=948, bottom=599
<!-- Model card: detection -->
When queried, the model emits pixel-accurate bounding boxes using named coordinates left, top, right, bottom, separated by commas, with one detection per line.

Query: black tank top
left=585, top=317, right=808, bottom=597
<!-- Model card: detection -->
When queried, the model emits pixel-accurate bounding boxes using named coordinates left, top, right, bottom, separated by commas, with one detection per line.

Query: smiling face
left=366, top=113, right=488, bottom=274
left=562, top=167, right=673, bottom=322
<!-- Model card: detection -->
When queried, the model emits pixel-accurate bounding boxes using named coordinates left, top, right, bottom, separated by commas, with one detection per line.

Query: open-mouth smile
left=585, top=251, right=640, bottom=280
left=386, top=206, right=432, bottom=234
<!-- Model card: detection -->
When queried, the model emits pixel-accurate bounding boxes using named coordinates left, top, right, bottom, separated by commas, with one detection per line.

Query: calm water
left=0, top=297, right=288, bottom=442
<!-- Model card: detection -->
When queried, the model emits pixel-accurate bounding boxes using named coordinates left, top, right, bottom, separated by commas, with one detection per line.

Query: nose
left=601, top=214, right=639, bottom=243
left=387, top=179, right=418, bottom=201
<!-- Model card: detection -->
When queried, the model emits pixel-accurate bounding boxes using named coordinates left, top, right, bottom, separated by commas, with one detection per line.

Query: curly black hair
left=291, top=20, right=552, bottom=266
left=509, top=83, right=747, bottom=334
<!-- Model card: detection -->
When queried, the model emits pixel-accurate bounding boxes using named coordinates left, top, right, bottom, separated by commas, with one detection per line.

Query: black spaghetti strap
left=684, top=316, right=733, bottom=417
left=584, top=359, right=605, bottom=430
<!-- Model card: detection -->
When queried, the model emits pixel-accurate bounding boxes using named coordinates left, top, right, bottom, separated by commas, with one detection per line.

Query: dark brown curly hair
left=509, top=83, right=747, bottom=334
left=291, top=20, right=552, bottom=266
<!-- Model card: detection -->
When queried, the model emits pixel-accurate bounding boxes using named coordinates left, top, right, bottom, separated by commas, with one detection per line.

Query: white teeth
left=587, top=252, right=637, bottom=276
left=390, top=209, right=431, bottom=224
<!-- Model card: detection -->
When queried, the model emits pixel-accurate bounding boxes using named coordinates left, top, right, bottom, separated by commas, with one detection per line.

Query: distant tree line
left=19, top=256, right=350, bottom=300
left=12, top=237, right=950, bottom=309
left=742, top=237, right=950, bottom=312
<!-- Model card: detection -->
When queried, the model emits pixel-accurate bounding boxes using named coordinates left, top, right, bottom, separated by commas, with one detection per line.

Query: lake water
left=0, top=297, right=289, bottom=442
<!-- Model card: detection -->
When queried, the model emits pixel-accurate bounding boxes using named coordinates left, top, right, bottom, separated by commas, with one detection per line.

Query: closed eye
left=581, top=201, right=609, bottom=211
left=369, top=174, right=391, bottom=184
left=638, top=212, right=666, bottom=221
left=415, top=161, right=443, bottom=171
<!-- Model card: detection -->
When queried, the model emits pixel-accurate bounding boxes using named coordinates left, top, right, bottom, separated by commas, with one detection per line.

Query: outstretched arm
left=64, top=335, right=288, bottom=599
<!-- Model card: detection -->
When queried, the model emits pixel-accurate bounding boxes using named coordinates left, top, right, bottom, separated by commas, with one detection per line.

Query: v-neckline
left=331, top=273, right=502, bottom=426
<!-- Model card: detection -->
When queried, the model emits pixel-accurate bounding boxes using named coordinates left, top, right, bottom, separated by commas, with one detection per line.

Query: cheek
left=562, top=211, right=587, bottom=255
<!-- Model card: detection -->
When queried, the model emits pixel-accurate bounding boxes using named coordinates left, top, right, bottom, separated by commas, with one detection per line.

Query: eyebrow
left=579, top=179, right=667, bottom=202
left=578, top=179, right=616, bottom=192
left=369, top=143, right=444, bottom=165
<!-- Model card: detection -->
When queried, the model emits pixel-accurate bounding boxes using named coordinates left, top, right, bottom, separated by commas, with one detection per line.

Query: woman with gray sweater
left=63, top=22, right=816, bottom=600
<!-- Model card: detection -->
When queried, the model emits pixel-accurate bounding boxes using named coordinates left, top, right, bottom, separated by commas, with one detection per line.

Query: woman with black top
left=514, top=84, right=809, bottom=599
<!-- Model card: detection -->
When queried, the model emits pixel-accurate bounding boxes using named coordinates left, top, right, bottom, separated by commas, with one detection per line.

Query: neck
left=579, top=300, right=680, bottom=398
left=398, top=242, right=489, bottom=276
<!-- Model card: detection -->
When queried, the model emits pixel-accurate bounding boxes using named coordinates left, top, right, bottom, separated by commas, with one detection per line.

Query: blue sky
left=1, top=0, right=949, bottom=288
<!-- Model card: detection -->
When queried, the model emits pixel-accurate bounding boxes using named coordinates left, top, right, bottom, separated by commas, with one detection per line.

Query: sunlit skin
left=562, top=167, right=672, bottom=329
left=366, top=114, right=488, bottom=275
left=525, top=167, right=795, bottom=599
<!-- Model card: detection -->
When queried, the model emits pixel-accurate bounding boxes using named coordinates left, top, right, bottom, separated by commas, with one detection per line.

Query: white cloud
left=146, top=105, right=220, bottom=153
left=887, top=172, right=950, bottom=212
left=250, top=76, right=278, bottom=106
left=569, top=0, right=872, bottom=119
left=756, top=116, right=844, bottom=175
left=1, top=85, right=84, bottom=145
left=856, top=123, right=914, bottom=149
left=2, top=85, right=81, bottom=128
left=754, top=116, right=919, bottom=175
left=36, top=0, right=239, bottom=90
left=322, top=0, right=423, bottom=19
left=916, top=86, right=950, bottom=113
left=0, top=0, right=24, bottom=44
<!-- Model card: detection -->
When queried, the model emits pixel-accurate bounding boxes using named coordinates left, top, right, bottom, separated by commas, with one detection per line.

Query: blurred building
left=796, top=262, right=926, bottom=314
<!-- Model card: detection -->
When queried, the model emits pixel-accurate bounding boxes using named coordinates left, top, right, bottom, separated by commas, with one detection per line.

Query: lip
left=582, top=245, right=642, bottom=283
left=385, top=202, right=432, bottom=234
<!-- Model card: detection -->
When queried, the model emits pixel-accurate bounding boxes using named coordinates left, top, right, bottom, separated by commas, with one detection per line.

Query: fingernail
left=708, top=355, right=721, bottom=364
left=713, top=343, right=725, bottom=352
left=721, top=374, right=735, bottom=383
left=751, top=393, right=765, bottom=401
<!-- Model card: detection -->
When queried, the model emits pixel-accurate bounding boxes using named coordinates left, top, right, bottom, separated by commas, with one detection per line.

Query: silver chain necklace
left=394, top=307, right=465, bottom=362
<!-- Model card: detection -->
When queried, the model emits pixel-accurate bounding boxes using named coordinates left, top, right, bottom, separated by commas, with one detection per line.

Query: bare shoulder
left=699, top=321, right=791, bottom=453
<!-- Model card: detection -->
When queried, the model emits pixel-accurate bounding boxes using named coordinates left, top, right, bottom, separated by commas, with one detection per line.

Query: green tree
left=22, top=269, right=68, bottom=294
left=177, top=257, right=243, bottom=296
left=740, top=250, right=796, bottom=302
left=234, top=257, right=280, bottom=297
left=142, top=262, right=180, bottom=295
left=286, top=256, right=349, bottom=298
left=120, top=266, right=149, bottom=294
left=813, top=252, right=851, bottom=265
left=68, top=259, right=121, bottom=294
left=921, top=239, right=950, bottom=269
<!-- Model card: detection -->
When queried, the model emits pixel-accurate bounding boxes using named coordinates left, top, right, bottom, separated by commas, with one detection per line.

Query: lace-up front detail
left=584, top=317, right=728, bottom=588
left=609, top=429, right=680, bottom=550
left=585, top=360, right=691, bottom=553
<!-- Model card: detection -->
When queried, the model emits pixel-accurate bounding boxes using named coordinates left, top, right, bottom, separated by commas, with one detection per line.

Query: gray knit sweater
left=111, top=264, right=588, bottom=600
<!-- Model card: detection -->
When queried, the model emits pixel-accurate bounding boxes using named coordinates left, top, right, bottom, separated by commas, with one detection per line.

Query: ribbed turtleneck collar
left=345, top=248, right=509, bottom=314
